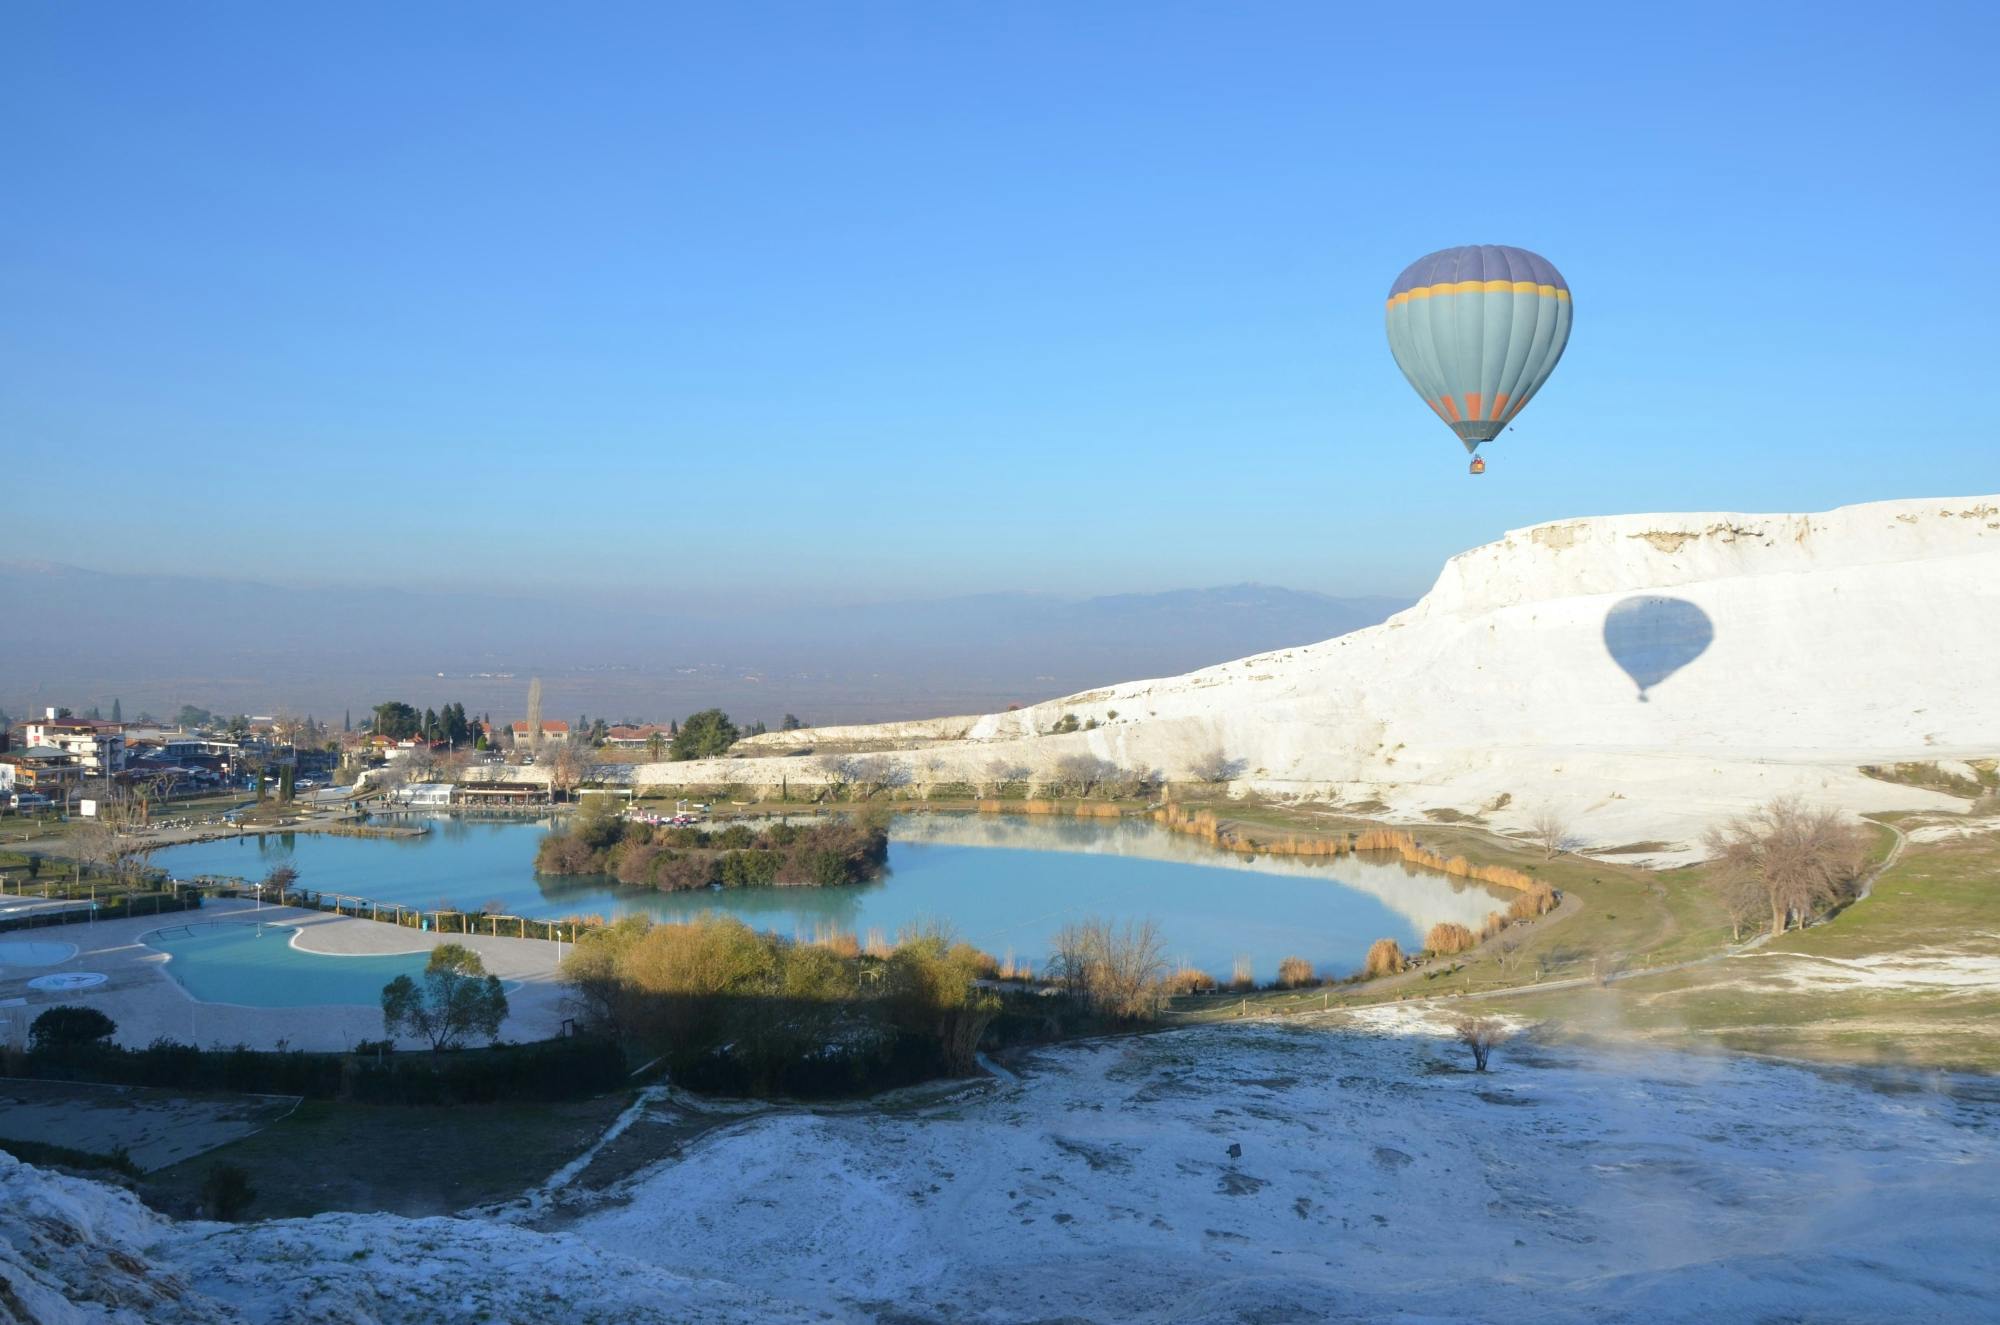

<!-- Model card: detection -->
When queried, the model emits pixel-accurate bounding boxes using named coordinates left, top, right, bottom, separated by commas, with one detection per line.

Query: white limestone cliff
left=650, top=495, right=2000, bottom=858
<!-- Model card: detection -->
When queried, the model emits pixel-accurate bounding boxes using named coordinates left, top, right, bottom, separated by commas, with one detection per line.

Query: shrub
left=30, top=1006, right=116, bottom=1053
left=1165, top=965, right=1217, bottom=995
left=1045, top=918, right=1170, bottom=1018
left=1451, top=1015, right=1510, bottom=1072
left=1479, top=911, right=1508, bottom=941
left=1229, top=956, right=1255, bottom=992
left=1425, top=922, right=1478, bottom=956
left=1276, top=956, right=1315, bottom=989
left=201, top=1163, right=255, bottom=1221
left=1361, top=938, right=1405, bottom=978
left=1506, top=886, right=1556, bottom=921
left=1049, top=713, right=1081, bottom=735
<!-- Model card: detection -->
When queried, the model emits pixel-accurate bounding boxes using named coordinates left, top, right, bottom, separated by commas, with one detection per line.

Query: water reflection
left=149, top=814, right=1518, bottom=981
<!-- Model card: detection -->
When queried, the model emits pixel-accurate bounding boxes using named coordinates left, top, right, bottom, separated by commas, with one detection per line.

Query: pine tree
left=111, top=698, right=122, bottom=723
left=343, top=709, right=351, bottom=733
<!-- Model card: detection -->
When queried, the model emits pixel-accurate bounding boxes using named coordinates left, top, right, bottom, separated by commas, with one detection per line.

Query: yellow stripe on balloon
left=1387, top=281, right=1568, bottom=309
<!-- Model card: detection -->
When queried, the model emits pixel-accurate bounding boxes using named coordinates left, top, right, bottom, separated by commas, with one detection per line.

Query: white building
left=389, top=782, right=455, bottom=808
left=22, top=713, right=126, bottom=775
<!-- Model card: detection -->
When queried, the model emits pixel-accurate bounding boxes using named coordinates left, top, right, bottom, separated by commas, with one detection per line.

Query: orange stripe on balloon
left=1487, top=393, right=1509, bottom=421
left=1462, top=393, right=1482, bottom=421
left=1438, top=396, right=1461, bottom=422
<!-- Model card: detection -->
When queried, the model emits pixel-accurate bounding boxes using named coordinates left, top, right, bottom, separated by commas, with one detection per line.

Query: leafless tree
left=1451, top=1016, right=1510, bottom=1072
left=1185, top=747, right=1241, bottom=783
left=541, top=741, right=589, bottom=801
left=1486, top=921, right=1528, bottom=974
left=1528, top=806, right=1576, bottom=859
left=1049, top=753, right=1122, bottom=798
left=917, top=753, right=947, bottom=796
left=1715, top=867, right=1769, bottom=942
left=983, top=759, right=1030, bottom=795
left=1046, top=917, right=1168, bottom=1018
left=1703, top=797, right=1867, bottom=937
left=849, top=756, right=911, bottom=800
left=815, top=752, right=857, bottom=798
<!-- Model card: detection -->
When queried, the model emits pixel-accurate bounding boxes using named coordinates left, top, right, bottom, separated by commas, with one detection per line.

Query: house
left=22, top=713, right=127, bottom=775
left=603, top=724, right=673, bottom=748
left=507, top=720, right=571, bottom=746
left=0, top=748, right=84, bottom=801
left=455, top=780, right=550, bottom=806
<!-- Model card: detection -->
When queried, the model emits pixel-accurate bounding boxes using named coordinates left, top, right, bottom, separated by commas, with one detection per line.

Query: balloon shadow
left=1602, top=596, right=1714, bottom=702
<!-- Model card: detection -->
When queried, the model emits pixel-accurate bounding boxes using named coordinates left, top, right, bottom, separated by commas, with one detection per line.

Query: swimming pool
left=150, top=922, right=432, bottom=1007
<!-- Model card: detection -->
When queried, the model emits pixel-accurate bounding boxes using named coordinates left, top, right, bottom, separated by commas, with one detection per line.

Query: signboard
left=78, top=799, right=97, bottom=817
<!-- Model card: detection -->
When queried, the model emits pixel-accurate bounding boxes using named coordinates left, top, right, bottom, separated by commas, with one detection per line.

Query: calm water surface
left=151, top=922, right=432, bottom=1007
left=148, top=814, right=1511, bottom=981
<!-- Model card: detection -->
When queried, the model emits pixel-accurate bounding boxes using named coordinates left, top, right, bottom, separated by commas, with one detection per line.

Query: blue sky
left=4, top=1, right=1995, bottom=602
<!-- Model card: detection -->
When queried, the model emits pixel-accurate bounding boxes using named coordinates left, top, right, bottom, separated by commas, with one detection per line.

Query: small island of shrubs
left=536, top=806, right=890, bottom=890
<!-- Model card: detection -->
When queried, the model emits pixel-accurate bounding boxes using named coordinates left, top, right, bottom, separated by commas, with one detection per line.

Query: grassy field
left=141, top=1093, right=635, bottom=1220
left=1479, top=819, right=2000, bottom=1073
left=1150, top=796, right=1996, bottom=1075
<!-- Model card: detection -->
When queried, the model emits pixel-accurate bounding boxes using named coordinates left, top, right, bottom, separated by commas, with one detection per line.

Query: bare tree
left=917, top=753, right=947, bottom=797
left=1050, top=753, right=1121, bottom=799
left=848, top=755, right=911, bottom=800
left=1703, top=797, right=1867, bottom=937
left=1528, top=806, right=1576, bottom=859
left=541, top=741, right=589, bottom=802
left=1451, top=1016, right=1510, bottom=1072
left=1046, top=917, right=1168, bottom=1018
left=1715, top=868, right=1769, bottom=943
left=983, top=759, right=1030, bottom=795
left=816, top=752, right=857, bottom=798
left=1185, top=747, right=1241, bottom=783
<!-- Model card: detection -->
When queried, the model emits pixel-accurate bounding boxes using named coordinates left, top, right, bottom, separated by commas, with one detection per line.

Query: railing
left=264, top=887, right=591, bottom=946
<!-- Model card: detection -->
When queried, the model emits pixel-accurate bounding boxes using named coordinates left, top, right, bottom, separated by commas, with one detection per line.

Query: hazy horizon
left=0, top=560, right=1406, bottom=726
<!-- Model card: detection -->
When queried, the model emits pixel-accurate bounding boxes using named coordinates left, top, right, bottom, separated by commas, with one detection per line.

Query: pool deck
left=0, top=900, right=572, bottom=1053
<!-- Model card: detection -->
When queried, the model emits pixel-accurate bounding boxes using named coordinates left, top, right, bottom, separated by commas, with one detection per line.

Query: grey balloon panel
left=1383, top=244, right=1571, bottom=452
left=1602, top=596, right=1715, bottom=696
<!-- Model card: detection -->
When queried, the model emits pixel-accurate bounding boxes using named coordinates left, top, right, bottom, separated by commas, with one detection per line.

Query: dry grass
left=1165, top=965, right=1218, bottom=995
left=1426, top=922, right=1478, bottom=956
left=803, top=924, right=862, bottom=959
left=1276, top=955, right=1315, bottom=989
left=1362, top=938, right=1405, bottom=978
left=1229, top=955, right=1255, bottom=991
left=863, top=927, right=893, bottom=959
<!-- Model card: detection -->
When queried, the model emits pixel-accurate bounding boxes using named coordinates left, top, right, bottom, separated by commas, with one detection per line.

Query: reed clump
left=1425, top=922, right=1478, bottom=956
left=1276, top=955, right=1316, bottom=989
left=1361, top=938, right=1406, bottom=978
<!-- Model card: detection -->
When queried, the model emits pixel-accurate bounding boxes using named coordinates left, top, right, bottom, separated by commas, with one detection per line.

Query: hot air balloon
left=1385, top=245, right=1572, bottom=475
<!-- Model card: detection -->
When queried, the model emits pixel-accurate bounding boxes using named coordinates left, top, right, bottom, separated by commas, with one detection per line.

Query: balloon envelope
left=1602, top=596, right=1714, bottom=700
left=1385, top=245, right=1572, bottom=454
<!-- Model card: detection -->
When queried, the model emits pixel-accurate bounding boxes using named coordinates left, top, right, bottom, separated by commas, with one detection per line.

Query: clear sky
left=5, top=1, right=1995, bottom=603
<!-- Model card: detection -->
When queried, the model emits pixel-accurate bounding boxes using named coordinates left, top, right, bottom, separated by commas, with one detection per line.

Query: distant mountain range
left=0, top=561, right=1407, bottom=726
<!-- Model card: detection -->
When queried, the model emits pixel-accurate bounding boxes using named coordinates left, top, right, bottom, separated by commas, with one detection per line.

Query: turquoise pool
left=149, top=814, right=1515, bottom=983
left=151, top=922, right=431, bottom=1007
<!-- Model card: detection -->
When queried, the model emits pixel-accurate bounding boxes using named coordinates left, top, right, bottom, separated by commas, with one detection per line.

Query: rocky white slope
left=644, top=495, right=2000, bottom=854
left=11, top=1013, right=1998, bottom=1323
